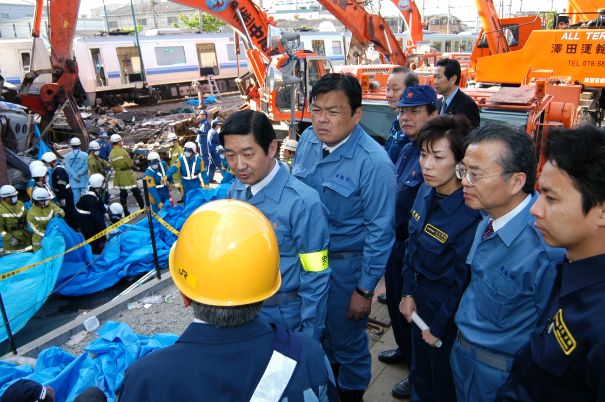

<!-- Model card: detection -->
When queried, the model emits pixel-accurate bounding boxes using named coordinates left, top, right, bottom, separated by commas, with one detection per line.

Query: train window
left=433, top=41, right=442, bottom=52
left=20, top=52, right=31, bottom=73
left=445, top=40, right=452, bottom=52
left=196, top=43, right=219, bottom=76
left=155, top=46, right=186, bottom=65
left=116, top=47, right=143, bottom=84
left=311, top=40, right=326, bottom=56
left=331, top=40, right=342, bottom=55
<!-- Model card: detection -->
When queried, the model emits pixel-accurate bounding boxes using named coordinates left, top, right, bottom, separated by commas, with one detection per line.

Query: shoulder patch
left=553, top=308, right=576, bottom=355
left=424, top=224, right=448, bottom=243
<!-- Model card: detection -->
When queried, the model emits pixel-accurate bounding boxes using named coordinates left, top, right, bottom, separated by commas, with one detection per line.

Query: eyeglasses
left=455, top=164, right=504, bottom=185
left=397, top=107, right=427, bottom=116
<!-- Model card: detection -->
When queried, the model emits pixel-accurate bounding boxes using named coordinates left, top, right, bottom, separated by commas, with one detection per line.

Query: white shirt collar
left=491, top=194, right=532, bottom=232
left=249, top=159, right=279, bottom=196
left=323, top=133, right=352, bottom=153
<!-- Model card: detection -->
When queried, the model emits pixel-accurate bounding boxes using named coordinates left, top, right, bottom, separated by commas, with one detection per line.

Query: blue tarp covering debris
left=0, top=185, right=229, bottom=343
left=0, top=321, right=178, bottom=402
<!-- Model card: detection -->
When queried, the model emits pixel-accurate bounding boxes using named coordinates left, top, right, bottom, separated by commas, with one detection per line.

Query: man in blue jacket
left=221, top=109, right=330, bottom=342
left=64, top=137, right=89, bottom=203
left=195, top=109, right=210, bottom=169
left=292, top=73, right=396, bottom=402
left=451, top=124, right=565, bottom=402
left=207, top=118, right=222, bottom=183
left=118, top=200, right=337, bottom=402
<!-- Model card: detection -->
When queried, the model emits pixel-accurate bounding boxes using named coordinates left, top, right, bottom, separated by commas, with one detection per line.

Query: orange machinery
left=18, top=0, right=89, bottom=144
left=317, top=0, right=407, bottom=66
left=392, top=0, right=423, bottom=50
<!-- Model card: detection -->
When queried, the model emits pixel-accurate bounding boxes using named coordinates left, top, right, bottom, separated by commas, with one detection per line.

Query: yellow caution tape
left=0, top=209, right=145, bottom=281
left=150, top=210, right=180, bottom=236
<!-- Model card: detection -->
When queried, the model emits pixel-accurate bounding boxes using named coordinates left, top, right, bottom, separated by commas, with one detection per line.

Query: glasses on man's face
left=397, top=106, right=427, bottom=116
left=455, top=164, right=504, bottom=185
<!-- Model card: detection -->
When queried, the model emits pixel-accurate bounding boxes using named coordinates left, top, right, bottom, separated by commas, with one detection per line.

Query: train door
left=18, top=51, right=31, bottom=76
left=90, top=48, right=107, bottom=86
left=311, top=40, right=326, bottom=56
left=116, top=47, right=143, bottom=84
left=196, top=43, right=219, bottom=76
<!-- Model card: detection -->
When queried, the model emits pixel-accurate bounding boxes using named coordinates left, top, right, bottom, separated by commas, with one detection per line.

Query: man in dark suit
left=434, top=58, right=480, bottom=128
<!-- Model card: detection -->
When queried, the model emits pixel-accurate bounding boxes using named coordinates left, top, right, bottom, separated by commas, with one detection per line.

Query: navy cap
left=396, top=85, right=437, bottom=107
left=2, top=379, right=49, bottom=402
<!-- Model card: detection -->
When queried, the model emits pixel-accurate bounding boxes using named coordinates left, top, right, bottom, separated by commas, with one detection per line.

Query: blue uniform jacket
left=207, top=128, right=222, bottom=166
left=455, top=193, right=565, bottom=356
left=229, top=163, right=330, bottom=339
left=384, top=118, right=411, bottom=164
left=496, top=254, right=605, bottom=402
left=292, top=124, right=396, bottom=292
left=166, top=154, right=208, bottom=186
left=98, top=140, right=111, bottom=161
left=196, top=118, right=210, bottom=159
left=395, top=140, right=423, bottom=238
left=144, top=161, right=171, bottom=210
left=64, top=149, right=89, bottom=189
left=118, top=317, right=336, bottom=402
left=402, top=185, right=481, bottom=339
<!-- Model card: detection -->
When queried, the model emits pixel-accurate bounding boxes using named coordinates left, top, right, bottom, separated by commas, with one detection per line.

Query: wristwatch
left=356, top=287, right=374, bottom=300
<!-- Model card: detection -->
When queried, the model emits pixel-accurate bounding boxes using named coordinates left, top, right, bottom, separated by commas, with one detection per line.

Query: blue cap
left=396, top=85, right=437, bottom=108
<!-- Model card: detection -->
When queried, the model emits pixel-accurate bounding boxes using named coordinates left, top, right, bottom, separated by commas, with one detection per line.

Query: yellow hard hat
left=169, top=199, right=281, bottom=306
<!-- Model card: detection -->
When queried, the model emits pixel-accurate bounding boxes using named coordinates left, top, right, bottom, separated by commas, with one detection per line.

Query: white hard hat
left=41, top=152, right=57, bottom=164
left=30, top=164, right=48, bottom=178
left=282, top=139, right=298, bottom=152
left=0, top=185, right=18, bottom=198
left=32, top=187, right=51, bottom=201
left=89, top=173, right=105, bottom=189
left=184, top=141, right=197, bottom=151
left=109, top=202, right=124, bottom=216
left=147, top=151, right=160, bottom=161
left=110, top=134, right=122, bottom=143
left=30, top=160, right=45, bottom=170
left=166, top=132, right=178, bottom=142
left=70, top=137, right=82, bottom=146
left=89, top=141, right=101, bottom=151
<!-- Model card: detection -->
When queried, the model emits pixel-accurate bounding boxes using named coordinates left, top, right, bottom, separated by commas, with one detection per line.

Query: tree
left=172, top=13, right=225, bottom=32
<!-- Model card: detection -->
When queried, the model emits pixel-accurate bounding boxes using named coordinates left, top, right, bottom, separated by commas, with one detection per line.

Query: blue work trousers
left=410, top=284, right=456, bottom=402
left=450, top=336, right=514, bottom=402
left=385, top=238, right=412, bottom=366
left=322, top=254, right=370, bottom=392
left=181, top=178, right=200, bottom=203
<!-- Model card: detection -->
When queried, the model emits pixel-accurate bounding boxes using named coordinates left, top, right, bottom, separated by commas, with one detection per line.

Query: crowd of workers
left=3, top=61, right=605, bottom=402
left=0, top=108, right=240, bottom=255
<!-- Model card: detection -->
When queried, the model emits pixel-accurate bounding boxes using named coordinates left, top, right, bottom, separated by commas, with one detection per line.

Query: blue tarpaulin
left=0, top=321, right=178, bottom=402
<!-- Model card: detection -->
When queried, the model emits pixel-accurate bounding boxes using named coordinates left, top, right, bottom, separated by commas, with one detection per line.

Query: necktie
left=440, top=100, right=448, bottom=115
left=245, top=186, right=253, bottom=200
left=323, top=148, right=330, bottom=158
left=481, top=220, right=494, bottom=240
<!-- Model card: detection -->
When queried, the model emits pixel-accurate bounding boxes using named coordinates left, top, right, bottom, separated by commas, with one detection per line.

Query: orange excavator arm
left=317, top=0, right=407, bottom=66
left=392, top=0, right=423, bottom=46
left=474, top=0, right=510, bottom=55
left=567, top=0, right=601, bottom=24
left=19, top=0, right=88, bottom=141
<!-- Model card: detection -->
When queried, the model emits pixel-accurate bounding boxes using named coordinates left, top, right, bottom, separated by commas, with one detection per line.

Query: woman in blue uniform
left=399, top=115, right=482, bottom=402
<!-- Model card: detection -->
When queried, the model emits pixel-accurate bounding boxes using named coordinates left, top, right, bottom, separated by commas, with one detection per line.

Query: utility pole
left=102, top=0, right=110, bottom=33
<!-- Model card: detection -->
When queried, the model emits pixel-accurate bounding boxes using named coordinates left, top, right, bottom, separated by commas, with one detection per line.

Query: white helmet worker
left=89, top=173, right=105, bottom=189
left=70, top=137, right=82, bottom=146
left=30, top=164, right=48, bottom=179
left=166, top=132, right=178, bottom=142
left=282, top=139, right=298, bottom=152
left=110, top=134, right=123, bottom=143
left=184, top=141, right=197, bottom=152
left=108, top=202, right=124, bottom=218
left=0, top=185, right=18, bottom=198
left=32, top=187, right=52, bottom=201
left=89, top=141, right=101, bottom=151
left=29, top=160, right=45, bottom=172
left=147, top=151, right=161, bottom=161
left=41, top=152, right=57, bottom=164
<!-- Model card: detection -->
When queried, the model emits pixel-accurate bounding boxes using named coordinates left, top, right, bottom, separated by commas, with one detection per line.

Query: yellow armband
left=299, top=250, right=329, bottom=272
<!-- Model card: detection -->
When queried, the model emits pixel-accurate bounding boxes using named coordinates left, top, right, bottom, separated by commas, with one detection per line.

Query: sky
left=78, top=0, right=570, bottom=25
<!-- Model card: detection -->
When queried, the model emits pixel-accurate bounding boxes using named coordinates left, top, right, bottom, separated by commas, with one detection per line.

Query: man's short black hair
left=310, top=73, right=361, bottom=116
left=391, top=66, right=419, bottom=87
left=417, top=115, right=472, bottom=162
left=436, top=58, right=462, bottom=86
left=465, top=123, right=536, bottom=193
left=545, top=126, right=605, bottom=214
left=219, top=110, right=276, bottom=155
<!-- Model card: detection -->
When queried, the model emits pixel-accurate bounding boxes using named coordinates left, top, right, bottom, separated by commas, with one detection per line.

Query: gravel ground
left=61, top=282, right=192, bottom=356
